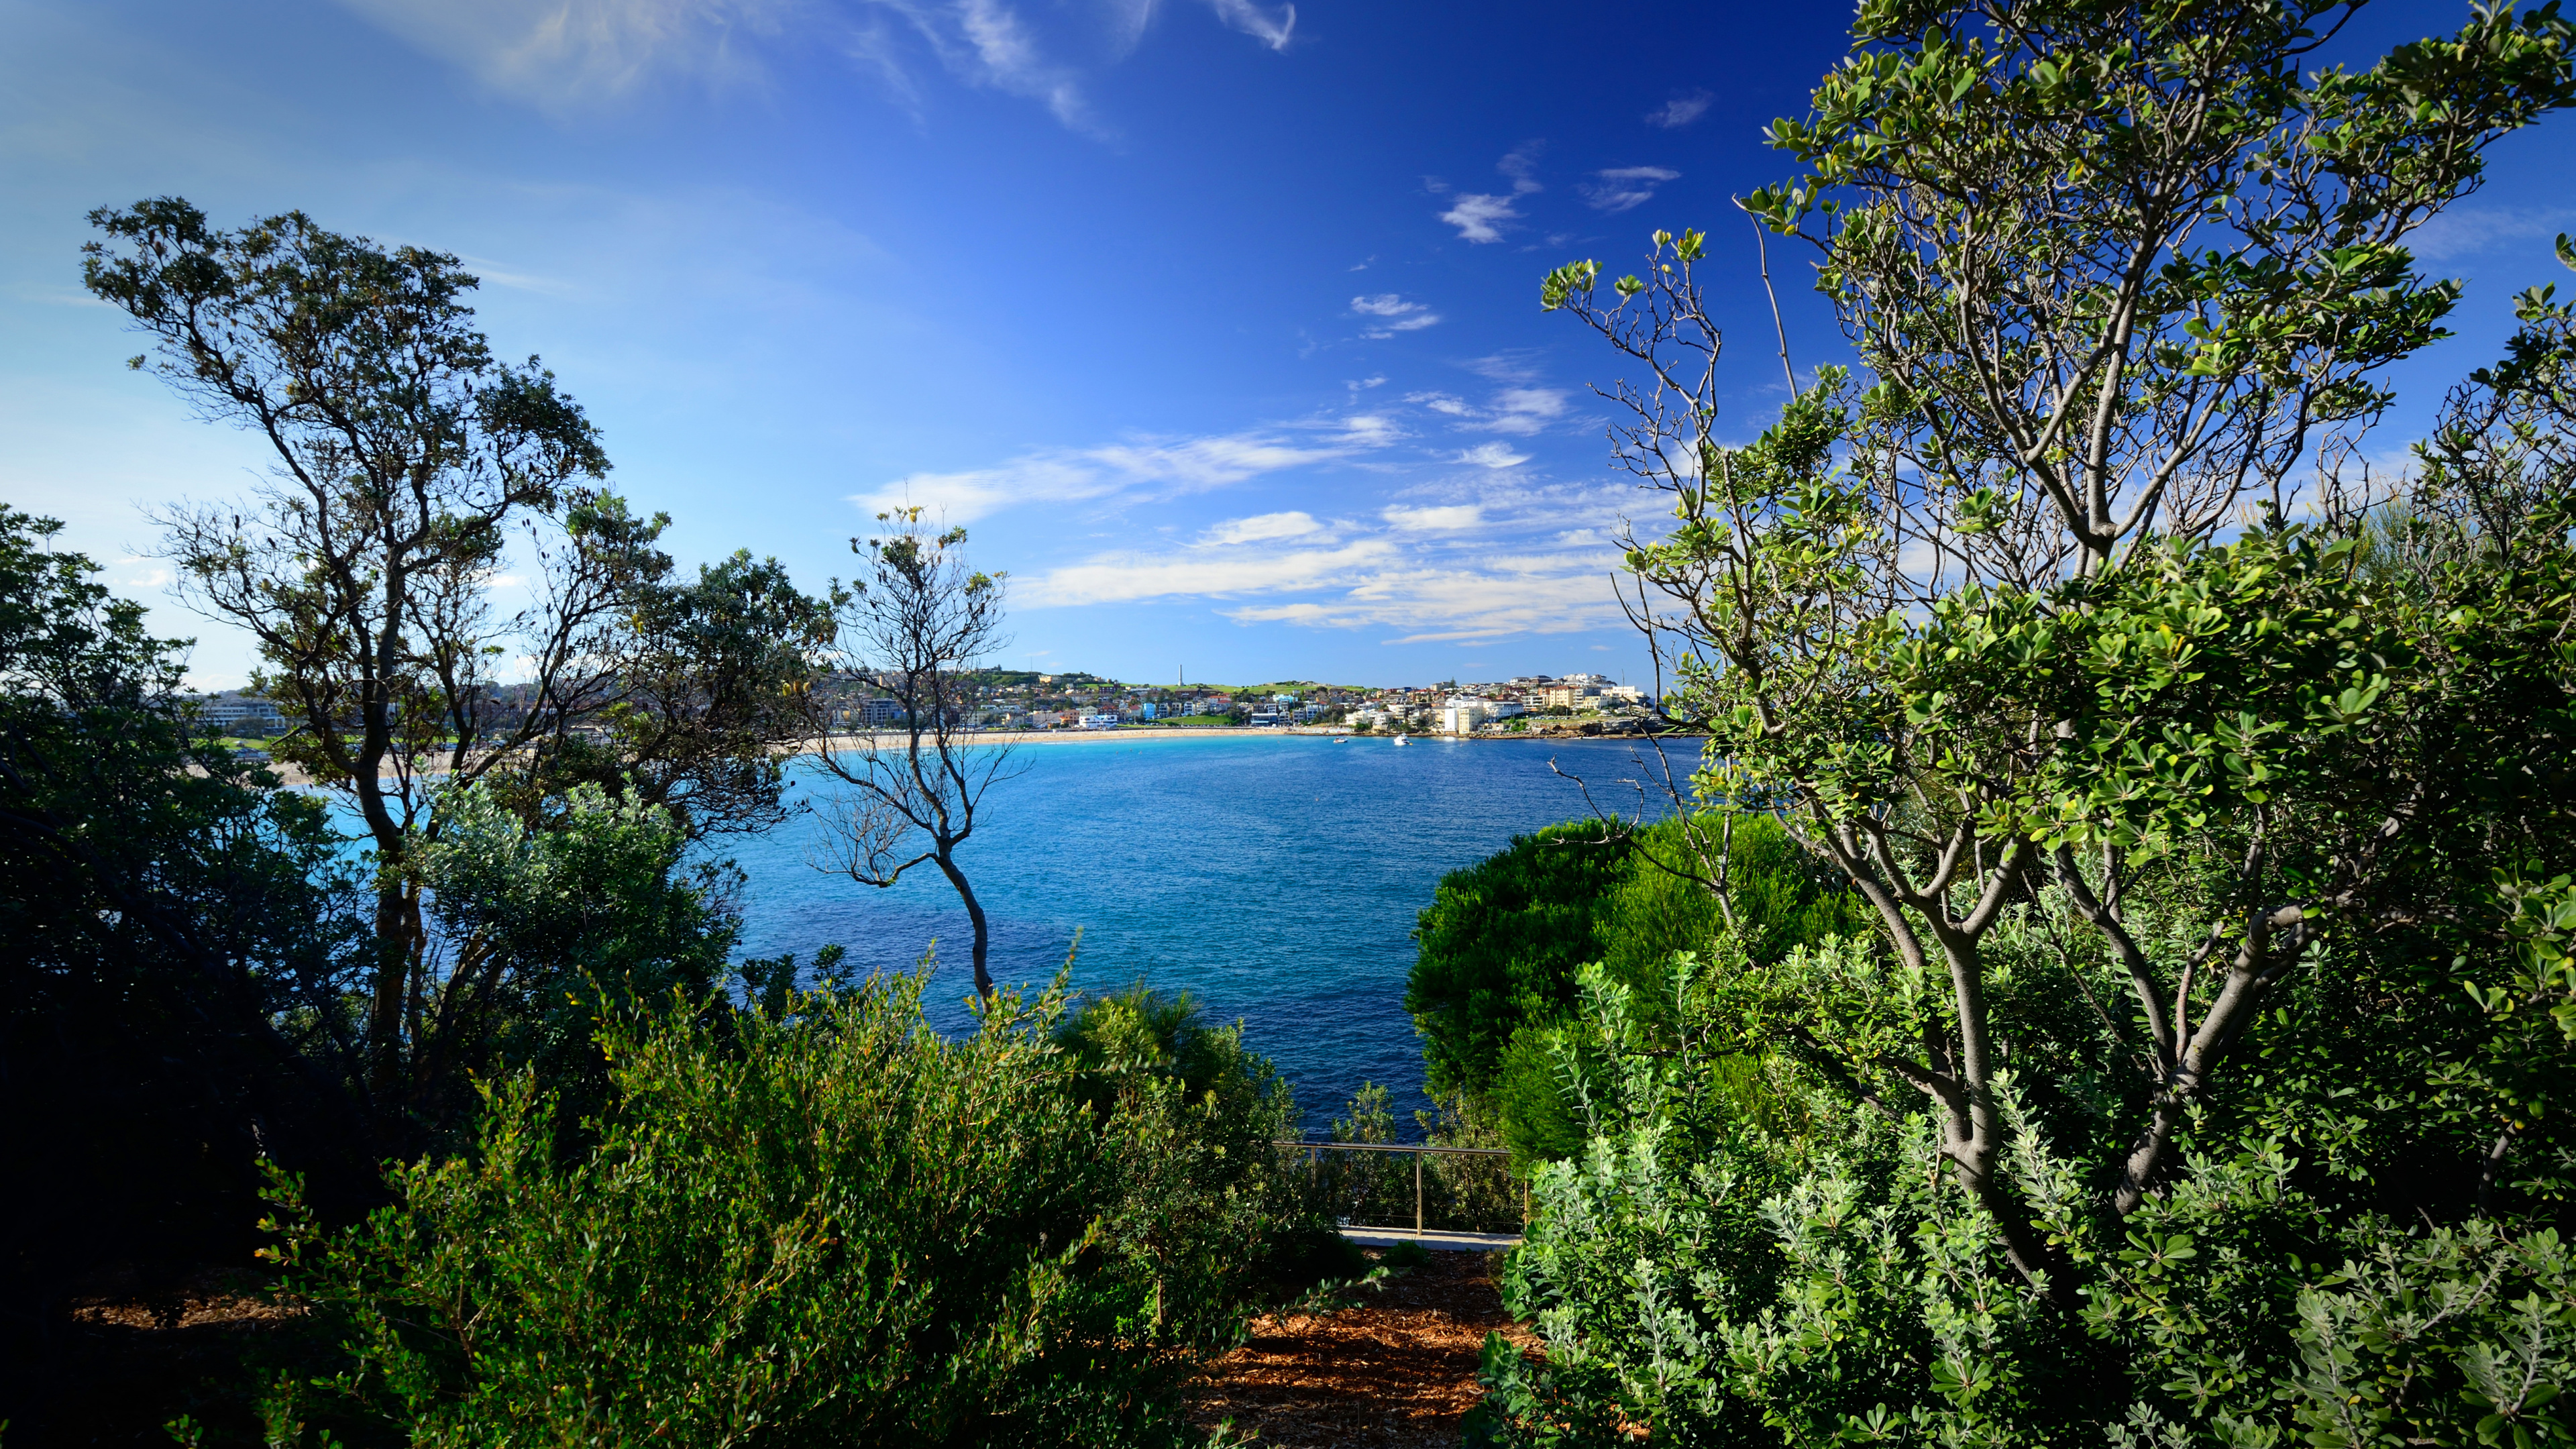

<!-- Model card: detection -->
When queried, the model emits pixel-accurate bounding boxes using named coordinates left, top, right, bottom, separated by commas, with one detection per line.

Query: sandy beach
left=800, top=726, right=1333, bottom=751
left=239, top=724, right=1693, bottom=786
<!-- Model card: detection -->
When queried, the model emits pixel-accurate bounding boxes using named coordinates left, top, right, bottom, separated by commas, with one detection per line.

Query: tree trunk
left=368, top=883, right=409, bottom=1100
left=936, top=848, right=994, bottom=1000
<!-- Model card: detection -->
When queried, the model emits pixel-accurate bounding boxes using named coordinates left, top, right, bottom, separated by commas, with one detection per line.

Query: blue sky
left=5, top=1, right=2572, bottom=690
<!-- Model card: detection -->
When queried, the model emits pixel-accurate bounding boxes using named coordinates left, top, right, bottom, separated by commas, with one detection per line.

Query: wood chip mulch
left=1184, top=1248, right=1542, bottom=1447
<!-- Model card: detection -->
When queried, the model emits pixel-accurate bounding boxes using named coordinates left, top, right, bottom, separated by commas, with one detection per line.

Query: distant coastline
left=794, top=726, right=1703, bottom=752
left=243, top=724, right=1704, bottom=785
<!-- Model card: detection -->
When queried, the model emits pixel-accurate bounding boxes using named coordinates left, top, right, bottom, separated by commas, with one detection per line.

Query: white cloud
left=1222, top=557, right=1624, bottom=643
left=1580, top=165, right=1680, bottom=215
left=1439, top=193, right=1522, bottom=244
left=1350, top=292, right=1440, bottom=337
left=1487, top=387, right=1568, bottom=436
left=1496, top=143, right=1543, bottom=193
left=2408, top=206, right=2576, bottom=263
left=1458, top=442, right=1529, bottom=468
left=1201, top=0, right=1295, bottom=50
left=996, top=432, right=1639, bottom=641
left=1022, top=537, right=1398, bottom=606
left=334, top=0, right=1290, bottom=127
left=1645, top=91, right=1712, bottom=128
left=1203, top=510, right=1324, bottom=544
left=1338, top=413, right=1402, bottom=447
left=1383, top=503, right=1484, bottom=531
left=1437, top=144, right=1545, bottom=244
left=1407, top=385, right=1567, bottom=437
left=851, top=416, right=1392, bottom=523
left=1464, top=352, right=1542, bottom=384
left=1022, top=492, right=1633, bottom=642
left=331, top=0, right=793, bottom=105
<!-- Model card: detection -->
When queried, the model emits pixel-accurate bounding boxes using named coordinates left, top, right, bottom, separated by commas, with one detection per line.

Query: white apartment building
left=1440, top=696, right=1527, bottom=734
left=191, top=690, right=287, bottom=735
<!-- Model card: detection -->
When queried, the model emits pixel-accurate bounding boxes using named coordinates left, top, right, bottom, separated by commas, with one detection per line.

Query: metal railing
left=1277, top=1140, right=1527, bottom=1236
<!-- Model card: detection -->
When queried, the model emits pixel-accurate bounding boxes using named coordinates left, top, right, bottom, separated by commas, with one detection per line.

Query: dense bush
left=0, top=507, right=376, bottom=1409
left=1406, top=814, right=1867, bottom=1163
left=1474, top=908, right=2576, bottom=1448
left=260, top=972, right=1317, bottom=1448
left=413, top=780, right=741, bottom=1135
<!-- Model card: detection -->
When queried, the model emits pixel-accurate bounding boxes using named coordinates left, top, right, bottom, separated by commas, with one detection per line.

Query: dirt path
left=1185, top=1249, right=1539, bottom=1448
left=28, top=1252, right=1538, bottom=1445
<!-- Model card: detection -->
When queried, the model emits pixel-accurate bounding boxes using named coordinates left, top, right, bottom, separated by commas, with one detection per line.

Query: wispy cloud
left=1222, top=549, right=1627, bottom=643
left=1203, top=510, right=1325, bottom=544
left=1022, top=537, right=1398, bottom=606
left=1384, top=503, right=1485, bottom=531
left=334, top=0, right=1292, bottom=129
left=1457, top=441, right=1528, bottom=468
left=1645, top=91, right=1712, bottom=128
left=2408, top=206, right=2576, bottom=264
left=1020, top=483, right=1632, bottom=641
left=1579, top=165, right=1679, bottom=215
left=1350, top=292, right=1440, bottom=337
left=1405, top=385, right=1568, bottom=437
left=1438, top=195, right=1521, bottom=244
left=332, top=0, right=794, bottom=106
left=1201, top=0, right=1295, bottom=50
left=852, top=415, right=1395, bottom=523
left=947, top=0, right=1093, bottom=130
left=1436, top=142, right=1544, bottom=244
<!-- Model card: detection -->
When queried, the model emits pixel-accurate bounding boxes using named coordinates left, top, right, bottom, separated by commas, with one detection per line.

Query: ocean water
left=723, top=733, right=1678, bottom=1133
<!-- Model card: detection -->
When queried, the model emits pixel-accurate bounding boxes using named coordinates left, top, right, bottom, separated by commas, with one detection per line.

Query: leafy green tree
left=1472, top=2, right=2576, bottom=1440
left=1407, top=815, right=1866, bottom=1163
left=413, top=780, right=740, bottom=1132
left=1407, top=820, right=1633, bottom=1106
left=489, top=550, right=835, bottom=845
left=1538, top=0, right=2576, bottom=1282
left=1473, top=940, right=2576, bottom=1448
left=80, top=200, right=822, bottom=1134
left=82, top=200, right=667, bottom=1122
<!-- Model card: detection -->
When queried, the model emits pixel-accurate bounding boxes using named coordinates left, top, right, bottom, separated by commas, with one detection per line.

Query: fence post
left=1415, top=1148, right=1424, bottom=1234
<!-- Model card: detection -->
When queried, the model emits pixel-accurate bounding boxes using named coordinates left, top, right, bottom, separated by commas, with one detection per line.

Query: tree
left=413, top=780, right=741, bottom=1132
left=1538, top=0, right=2576, bottom=1285
left=1479, top=242, right=2576, bottom=1442
left=82, top=199, right=674, bottom=1124
left=494, top=549, right=835, bottom=845
left=810, top=510, right=1020, bottom=999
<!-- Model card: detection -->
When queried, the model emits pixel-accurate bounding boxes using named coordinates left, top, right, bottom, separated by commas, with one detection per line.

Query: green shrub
left=417, top=780, right=739, bottom=1137
left=1470, top=937, right=2576, bottom=1448
left=1407, top=814, right=1869, bottom=1166
left=1406, top=820, right=1631, bottom=1105
left=260, top=971, right=1312, bottom=1447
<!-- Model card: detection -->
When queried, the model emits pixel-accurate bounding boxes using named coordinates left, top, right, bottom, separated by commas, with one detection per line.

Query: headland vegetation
left=11, top=3, right=2576, bottom=1444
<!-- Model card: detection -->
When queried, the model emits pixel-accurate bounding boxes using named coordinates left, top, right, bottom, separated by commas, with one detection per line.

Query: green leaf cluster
left=260, top=971, right=1310, bottom=1447
left=1407, top=815, right=1870, bottom=1166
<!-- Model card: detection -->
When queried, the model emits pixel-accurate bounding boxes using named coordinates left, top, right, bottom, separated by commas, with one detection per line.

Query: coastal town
left=947, top=669, right=1664, bottom=736
left=184, top=669, right=1671, bottom=749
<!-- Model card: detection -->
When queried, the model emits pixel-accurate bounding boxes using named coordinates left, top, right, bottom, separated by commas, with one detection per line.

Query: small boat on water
left=1392, top=735, right=1409, bottom=746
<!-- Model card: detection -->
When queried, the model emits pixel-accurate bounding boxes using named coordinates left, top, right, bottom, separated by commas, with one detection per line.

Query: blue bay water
left=723, top=734, right=1674, bottom=1134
